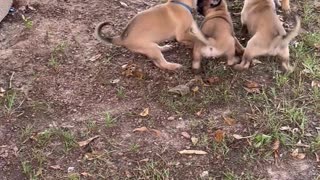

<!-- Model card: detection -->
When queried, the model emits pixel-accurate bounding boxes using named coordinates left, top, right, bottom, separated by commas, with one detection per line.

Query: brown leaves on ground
left=133, top=127, right=162, bottom=137
left=244, top=80, right=261, bottom=94
left=291, top=148, right=306, bottom=160
left=122, top=62, right=144, bottom=79
left=78, top=135, right=100, bottom=147
left=223, top=115, right=236, bottom=126
left=181, top=132, right=191, bottom=139
left=273, top=139, right=280, bottom=166
left=139, top=108, right=149, bottom=117
left=213, top=130, right=225, bottom=143
left=50, top=165, right=62, bottom=170
left=178, top=150, right=208, bottom=155
left=205, top=76, right=221, bottom=85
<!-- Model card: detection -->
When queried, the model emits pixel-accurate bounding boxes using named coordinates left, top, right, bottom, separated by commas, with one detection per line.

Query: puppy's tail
left=95, top=22, right=122, bottom=45
left=281, top=15, right=301, bottom=46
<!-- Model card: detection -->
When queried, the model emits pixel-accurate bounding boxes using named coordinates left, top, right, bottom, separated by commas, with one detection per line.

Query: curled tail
left=95, top=22, right=122, bottom=45
left=281, top=15, right=301, bottom=46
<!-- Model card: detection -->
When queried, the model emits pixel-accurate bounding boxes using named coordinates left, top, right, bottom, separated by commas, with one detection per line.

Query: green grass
left=104, top=112, right=116, bottom=128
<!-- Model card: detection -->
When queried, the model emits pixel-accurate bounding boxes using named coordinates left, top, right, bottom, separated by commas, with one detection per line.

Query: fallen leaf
left=191, top=137, right=199, bottom=145
left=36, top=168, right=43, bottom=177
left=244, top=87, right=261, bottom=94
left=206, top=76, right=220, bottom=85
left=122, top=63, right=144, bottom=79
left=312, top=81, right=320, bottom=88
left=195, top=109, right=203, bottom=117
left=272, top=139, right=280, bottom=151
left=232, top=134, right=253, bottom=140
left=213, top=130, right=225, bottom=143
left=291, top=148, right=306, bottom=160
left=223, top=115, right=236, bottom=126
left=296, top=140, right=310, bottom=148
left=78, top=135, right=100, bottom=147
left=244, top=80, right=261, bottom=94
left=191, top=86, right=199, bottom=93
left=110, top=79, right=120, bottom=84
left=181, top=132, right=191, bottom=139
left=280, top=126, right=291, bottom=131
left=119, top=1, right=128, bottom=7
left=179, top=150, right=207, bottom=155
left=50, top=165, right=62, bottom=170
left=139, top=108, right=149, bottom=117
left=0, top=87, right=5, bottom=93
left=81, top=172, right=92, bottom=177
left=168, top=85, right=190, bottom=96
left=244, top=80, right=260, bottom=88
left=88, top=54, right=102, bottom=62
left=140, top=158, right=149, bottom=162
left=84, top=151, right=105, bottom=161
left=150, top=129, right=162, bottom=137
left=133, top=127, right=148, bottom=133
left=67, top=167, right=75, bottom=173
left=315, top=153, right=319, bottom=162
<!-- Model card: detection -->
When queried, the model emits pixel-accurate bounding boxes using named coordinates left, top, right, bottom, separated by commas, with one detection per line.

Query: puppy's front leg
left=192, top=44, right=202, bottom=70
left=281, top=0, right=290, bottom=13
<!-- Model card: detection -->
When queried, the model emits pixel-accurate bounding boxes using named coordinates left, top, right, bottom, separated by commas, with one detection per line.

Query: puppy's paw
left=227, top=57, right=240, bottom=66
left=233, top=64, right=247, bottom=71
left=159, top=44, right=173, bottom=52
left=167, top=63, right=183, bottom=71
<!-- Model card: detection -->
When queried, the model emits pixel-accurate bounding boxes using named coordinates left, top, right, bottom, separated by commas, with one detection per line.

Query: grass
left=104, top=112, right=116, bottom=128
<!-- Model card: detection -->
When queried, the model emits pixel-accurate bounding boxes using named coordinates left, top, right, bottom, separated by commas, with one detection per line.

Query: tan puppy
left=274, top=0, right=290, bottom=12
left=192, top=0, right=244, bottom=70
left=234, top=0, right=300, bottom=72
left=95, top=0, right=209, bottom=71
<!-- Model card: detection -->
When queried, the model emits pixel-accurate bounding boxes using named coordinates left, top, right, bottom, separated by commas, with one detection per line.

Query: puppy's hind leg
left=135, top=43, right=182, bottom=70
left=278, top=47, right=294, bottom=72
left=158, top=44, right=173, bottom=52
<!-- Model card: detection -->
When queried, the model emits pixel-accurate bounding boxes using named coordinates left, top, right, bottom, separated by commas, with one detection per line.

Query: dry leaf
left=191, top=86, right=199, bottom=93
left=214, top=130, right=225, bottom=143
left=244, top=80, right=260, bottom=88
left=311, top=81, right=320, bottom=88
left=223, top=116, right=236, bottom=126
left=168, top=85, right=190, bottom=96
left=88, top=54, right=102, bottom=62
left=232, top=134, right=253, bottom=140
left=291, top=148, right=306, bottom=160
left=315, top=153, right=319, bottom=162
left=244, top=87, right=261, bottom=94
left=139, top=108, right=149, bottom=117
left=280, top=126, right=291, bottom=131
left=296, top=140, right=310, bottom=148
left=191, top=137, right=199, bottom=145
left=133, top=127, right=148, bottom=133
left=122, top=63, right=144, bottom=79
left=50, top=165, right=62, bottom=170
left=179, top=150, right=207, bottom=155
left=150, top=129, right=162, bottom=137
left=296, top=153, right=306, bottom=159
left=81, top=172, right=92, bottom=177
left=181, top=132, right=191, bottom=139
left=78, top=135, right=99, bottom=147
left=120, top=1, right=128, bottom=7
left=195, top=109, right=203, bottom=117
left=0, top=87, right=5, bottom=93
left=206, top=77, right=220, bottom=85
left=272, top=139, right=280, bottom=150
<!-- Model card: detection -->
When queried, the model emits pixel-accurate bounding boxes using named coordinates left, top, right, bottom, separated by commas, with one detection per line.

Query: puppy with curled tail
left=95, top=0, right=209, bottom=71
left=234, top=0, right=300, bottom=72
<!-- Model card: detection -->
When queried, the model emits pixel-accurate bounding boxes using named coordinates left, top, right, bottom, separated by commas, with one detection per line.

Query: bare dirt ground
left=0, top=0, right=320, bottom=179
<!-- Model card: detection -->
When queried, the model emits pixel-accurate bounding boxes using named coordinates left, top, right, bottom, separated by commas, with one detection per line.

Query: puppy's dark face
left=197, top=0, right=222, bottom=16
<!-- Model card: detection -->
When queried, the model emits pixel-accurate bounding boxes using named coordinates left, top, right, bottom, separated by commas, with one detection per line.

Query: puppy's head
left=197, top=0, right=223, bottom=16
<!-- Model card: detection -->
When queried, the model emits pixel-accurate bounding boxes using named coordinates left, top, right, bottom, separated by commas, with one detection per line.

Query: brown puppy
left=274, top=0, right=290, bottom=12
left=192, top=0, right=244, bottom=70
left=95, top=0, right=209, bottom=71
left=234, top=0, right=300, bottom=72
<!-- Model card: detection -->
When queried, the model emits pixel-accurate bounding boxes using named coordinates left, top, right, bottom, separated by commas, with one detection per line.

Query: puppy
left=192, top=0, right=244, bottom=70
left=274, top=0, right=290, bottom=12
left=95, top=0, right=209, bottom=71
left=234, top=0, right=300, bottom=72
